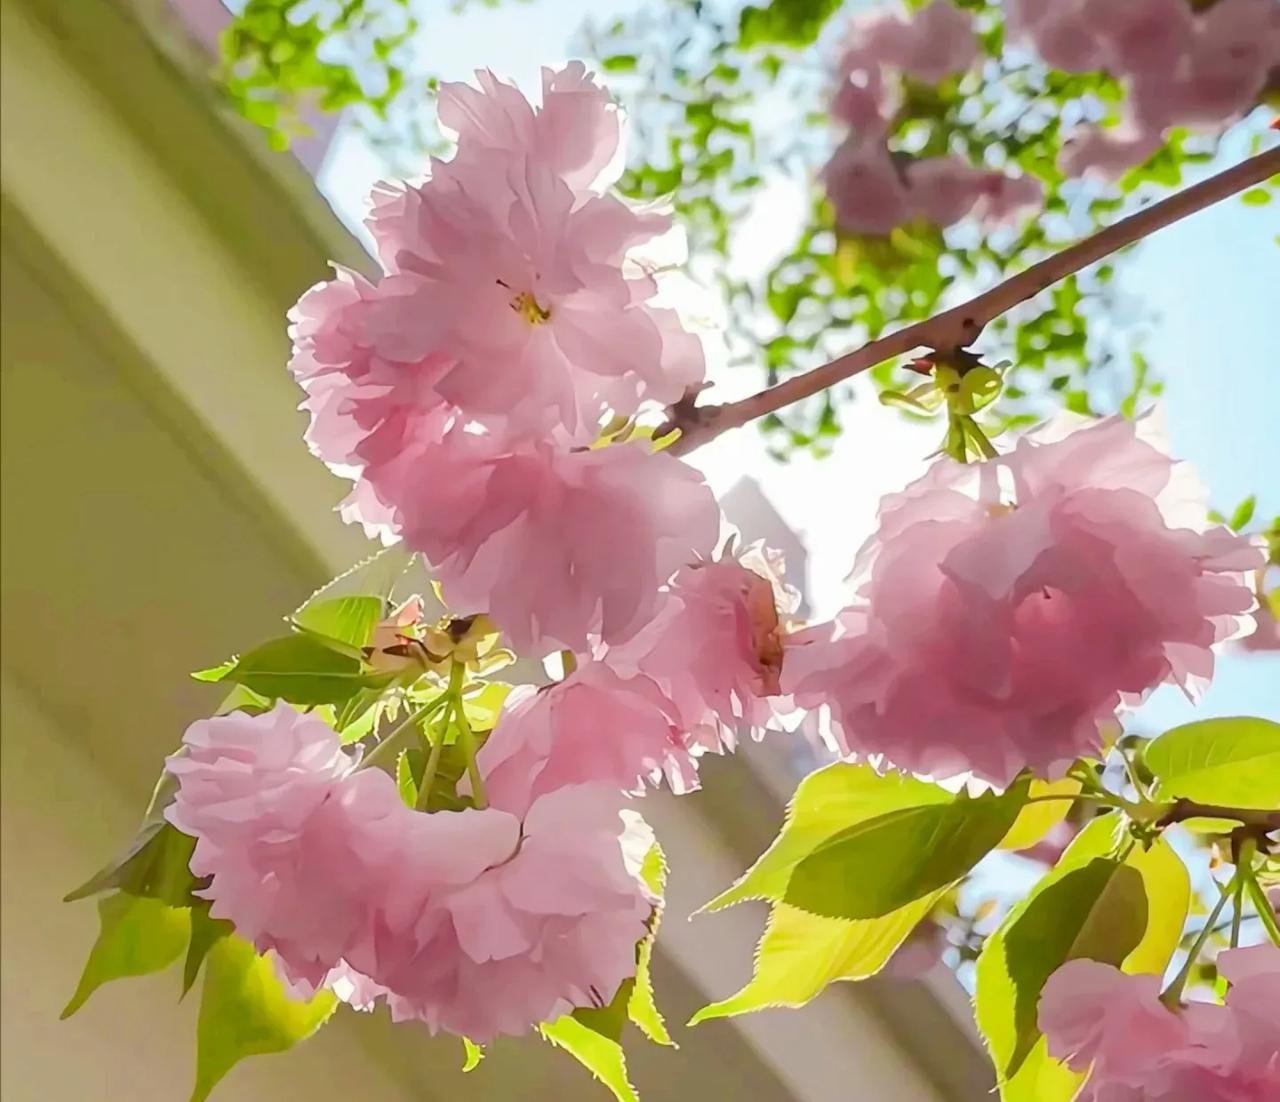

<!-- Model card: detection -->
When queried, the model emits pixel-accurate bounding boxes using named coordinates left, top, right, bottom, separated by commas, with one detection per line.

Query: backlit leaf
left=192, top=935, right=338, bottom=1102
left=541, top=1015, right=638, bottom=1102
left=62, top=893, right=191, bottom=1018
left=783, top=780, right=1028, bottom=919
left=690, top=890, right=941, bottom=1024
left=1145, top=716, right=1280, bottom=809
left=216, top=635, right=390, bottom=706
left=702, top=762, right=951, bottom=912
left=1000, top=777, right=1082, bottom=851
left=290, top=594, right=384, bottom=650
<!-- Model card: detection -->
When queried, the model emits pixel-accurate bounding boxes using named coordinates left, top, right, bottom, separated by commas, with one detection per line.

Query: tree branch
left=668, top=146, right=1280, bottom=455
left=1156, top=799, right=1280, bottom=834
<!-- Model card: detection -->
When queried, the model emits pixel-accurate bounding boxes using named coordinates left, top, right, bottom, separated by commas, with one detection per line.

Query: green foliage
left=738, top=0, right=842, bottom=48
left=62, top=893, right=191, bottom=1019
left=588, top=0, right=1267, bottom=454
left=628, top=844, right=673, bottom=1047
left=64, top=773, right=202, bottom=909
left=194, top=634, right=390, bottom=706
left=461, top=1036, right=485, bottom=1072
left=703, top=762, right=954, bottom=911
left=999, top=777, right=1082, bottom=852
left=184, top=904, right=234, bottom=998
left=784, top=780, right=1028, bottom=920
left=192, top=935, right=338, bottom=1102
left=976, top=813, right=1189, bottom=1093
left=1144, top=716, right=1280, bottom=809
left=690, top=892, right=942, bottom=1023
left=220, top=0, right=416, bottom=150
left=541, top=1015, right=638, bottom=1102
left=290, top=594, right=385, bottom=650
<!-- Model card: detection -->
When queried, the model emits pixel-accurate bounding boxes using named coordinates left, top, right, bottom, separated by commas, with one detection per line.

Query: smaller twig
left=1156, top=800, right=1280, bottom=833
left=361, top=693, right=447, bottom=771
left=1162, top=872, right=1236, bottom=1008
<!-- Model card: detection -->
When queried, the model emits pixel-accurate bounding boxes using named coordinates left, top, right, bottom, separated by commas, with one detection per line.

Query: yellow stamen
left=511, top=290, right=551, bottom=325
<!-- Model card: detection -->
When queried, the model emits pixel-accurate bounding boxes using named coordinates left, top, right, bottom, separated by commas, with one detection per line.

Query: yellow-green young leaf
left=541, top=1015, right=638, bottom=1102
left=192, top=935, right=338, bottom=1102
left=217, top=635, right=389, bottom=706
left=702, top=762, right=951, bottom=912
left=62, top=894, right=191, bottom=1018
left=628, top=843, right=673, bottom=1047
left=999, top=1036, right=1084, bottom=1102
left=290, top=594, right=384, bottom=649
left=1144, top=716, right=1280, bottom=809
left=1000, top=777, right=1082, bottom=851
left=784, top=780, right=1029, bottom=920
left=976, top=813, right=1190, bottom=1086
left=690, top=890, right=941, bottom=1024
left=183, top=903, right=232, bottom=998
left=461, top=1037, right=484, bottom=1072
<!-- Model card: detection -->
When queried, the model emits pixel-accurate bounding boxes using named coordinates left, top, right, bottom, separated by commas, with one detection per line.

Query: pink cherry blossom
left=1020, top=3, right=1106, bottom=74
left=351, top=784, right=656, bottom=1042
left=475, top=662, right=696, bottom=812
left=783, top=416, right=1263, bottom=785
left=1038, top=948, right=1280, bottom=1100
left=437, top=63, right=621, bottom=192
left=358, top=434, right=720, bottom=654
left=824, top=136, right=911, bottom=235
left=842, top=3, right=978, bottom=86
left=605, top=549, right=791, bottom=745
left=1059, top=121, right=1164, bottom=180
left=1084, top=0, right=1194, bottom=77
left=166, top=704, right=364, bottom=986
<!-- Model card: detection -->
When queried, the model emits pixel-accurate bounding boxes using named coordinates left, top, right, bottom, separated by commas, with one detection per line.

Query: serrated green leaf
left=216, top=635, right=389, bottom=706
left=1145, top=717, right=1280, bottom=809
left=541, top=1015, right=638, bottom=1102
left=192, top=935, right=338, bottom=1102
left=976, top=814, right=1189, bottom=1087
left=183, top=903, right=232, bottom=997
left=192, top=659, right=237, bottom=683
left=65, top=771, right=202, bottom=908
left=999, top=1036, right=1084, bottom=1102
left=703, top=762, right=952, bottom=912
left=1000, top=777, right=1082, bottom=851
left=396, top=748, right=420, bottom=807
left=62, top=893, right=191, bottom=1018
left=628, top=842, right=672, bottom=1047
left=290, top=594, right=384, bottom=649
left=691, top=891, right=941, bottom=1024
left=784, top=780, right=1028, bottom=920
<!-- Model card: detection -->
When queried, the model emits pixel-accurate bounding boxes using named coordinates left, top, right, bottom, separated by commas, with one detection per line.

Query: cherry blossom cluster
left=166, top=703, right=655, bottom=1041
left=1011, top=0, right=1280, bottom=179
left=289, top=63, right=724, bottom=655
left=1038, top=946, right=1280, bottom=1098
left=824, top=0, right=1044, bottom=237
left=783, top=416, right=1263, bottom=785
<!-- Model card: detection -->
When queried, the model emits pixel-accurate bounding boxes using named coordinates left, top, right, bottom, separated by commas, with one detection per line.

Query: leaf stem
left=361, top=692, right=447, bottom=771
left=415, top=730, right=444, bottom=812
left=449, top=660, right=487, bottom=810
left=1161, top=872, right=1237, bottom=1009
left=665, top=147, right=1280, bottom=454
left=1244, top=874, right=1280, bottom=947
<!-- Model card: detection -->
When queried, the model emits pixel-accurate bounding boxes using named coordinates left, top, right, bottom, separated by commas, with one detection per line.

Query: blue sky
left=316, top=0, right=1279, bottom=730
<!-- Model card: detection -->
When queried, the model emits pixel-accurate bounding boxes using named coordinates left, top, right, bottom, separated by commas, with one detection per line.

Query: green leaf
left=738, top=0, right=841, bottom=48
left=62, top=893, right=191, bottom=1018
left=461, top=1037, right=484, bottom=1072
left=1000, top=777, right=1082, bottom=851
left=1230, top=495, right=1257, bottom=530
left=290, top=594, right=384, bottom=649
left=192, top=659, right=237, bottom=683
left=691, top=891, right=941, bottom=1024
left=541, top=1015, right=638, bottom=1102
left=976, top=814, right=1189, bottom=1087
left=65, top=771, right=202, bottom=908
left=1145, top=716, right=1280, bottom=809
left=184, top=903, right=233, bottom=997
left=703, top=762, right=952, bottom=912
left=1241, top=188, right=1272, bottom=206
left=396, top=749, right=419, bottom=807
left=217, top=635, right=389, bottom=706
left=628, top=843, right=672, bottom=1047
left=192, top=935, right=338, bottom=1102
left=999, top=1037, right=1084, bottom=1102
left=784, top=780, right=1028, bottom=920
left=980, top=857, right=1147, bottom=1079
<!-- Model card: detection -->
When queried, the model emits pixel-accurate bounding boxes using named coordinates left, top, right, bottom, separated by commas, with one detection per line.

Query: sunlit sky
left=314, top=0, right=1280, bottom=731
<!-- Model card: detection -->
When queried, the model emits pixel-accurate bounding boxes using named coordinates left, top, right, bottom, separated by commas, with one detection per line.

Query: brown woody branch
left=667, top=146, right=1280, bottom=455
left=1156, top=799, right=1280, bottom=836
